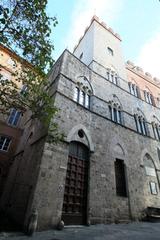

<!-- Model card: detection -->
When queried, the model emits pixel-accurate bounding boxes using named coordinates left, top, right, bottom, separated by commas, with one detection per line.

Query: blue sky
left=47, top=0, right=160, bottom=78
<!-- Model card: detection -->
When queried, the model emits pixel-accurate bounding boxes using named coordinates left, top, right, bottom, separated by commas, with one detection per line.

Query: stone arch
left=144, top=85, right=153, bottom=94
left=66, top=124, right=94, bottom=152
left=111, top=94, right=123, bottom=110
left=109, top=137, right=127, bottom=162
left=140, top=149, right=150, bottom=166
left=130, top=77, right=138, bottom=86
left=110, top=65, right=119, bottom=76
left=135, top=108, right=147, bottom=120
left=143, top=153, right=156, bottom=169
left=152, top=115, right=160, bottom=124
left=114, top=143, right=125, bottom=157
left=76, top=75, right=94, bottom=95
left=140, top=149, right=158, bottom=169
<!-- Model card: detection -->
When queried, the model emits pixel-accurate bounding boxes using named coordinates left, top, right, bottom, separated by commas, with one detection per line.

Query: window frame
left=0, top=136, right=11, bottom=152
left=152, top=123, right=160, bottom=140
left=106, top=70, right=118, bottom=85
left=74, top=87, right=91, bottom=109
left=135, top=115, right=148, bottom=136
left=109, top=105, right=122, bottom=124
left=144, top=91, right=153, bottom=105
left=128, top=82, right=138, bottom=97
left=150, top=181, right=158, bottom=195
left=8, top=108, right=21, bottom=126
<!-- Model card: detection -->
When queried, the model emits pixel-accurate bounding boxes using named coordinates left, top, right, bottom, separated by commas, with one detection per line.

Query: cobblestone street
left=0, top=222, right=160, bottom=240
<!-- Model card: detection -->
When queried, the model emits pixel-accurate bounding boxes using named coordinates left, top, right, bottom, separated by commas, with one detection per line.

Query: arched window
left=74, top=87, right=91, bottom=109
left=134, top=114, right=148, bottom=136
left=109, top=103, right=122, bottom=124
left=73, top=76, right=93, bottom=109
left=106, top=68, right=119, bottom=86
left=152, top=122, right=160, bottom=140
left=128, top=82, right=138, bottom=97
left=144, top=90, right=155, bottom=106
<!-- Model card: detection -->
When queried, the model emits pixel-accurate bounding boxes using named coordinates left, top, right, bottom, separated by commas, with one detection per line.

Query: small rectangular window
left=79, top=53, right=83, bottom=60
left=150, top=182, right=158, bottom=195
left=107, top=47, right=114, bottom=56
left=0, top=136, right=11, bottom=152
left=115, top=159, right=127, bottom=197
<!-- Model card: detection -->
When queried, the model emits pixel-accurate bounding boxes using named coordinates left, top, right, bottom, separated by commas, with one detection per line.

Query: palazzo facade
left=1, top=16, right=160, bottom=230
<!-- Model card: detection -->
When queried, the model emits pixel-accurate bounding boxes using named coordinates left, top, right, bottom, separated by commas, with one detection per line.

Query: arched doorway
left=62, top=141, right=89, bottom=225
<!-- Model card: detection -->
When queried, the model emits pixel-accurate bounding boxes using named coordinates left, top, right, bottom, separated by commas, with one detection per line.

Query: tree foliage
left=0, top=0, right=57, bottom=70
left=0, top=0, right=62, bottom=141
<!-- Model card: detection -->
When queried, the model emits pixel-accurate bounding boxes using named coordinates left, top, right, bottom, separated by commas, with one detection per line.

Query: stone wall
left=1, top=49, right=160, bottom=230
left=26, top=50, right=160, bottom=228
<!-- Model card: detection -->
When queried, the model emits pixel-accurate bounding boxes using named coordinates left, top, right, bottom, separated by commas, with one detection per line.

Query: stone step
left=115, top=219, right=131, bottom=224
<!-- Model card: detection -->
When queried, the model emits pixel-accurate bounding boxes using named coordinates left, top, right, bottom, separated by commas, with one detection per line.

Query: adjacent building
left=1, top=16, right=160, bottom=230
left=0, top=44, right=23, bottom=197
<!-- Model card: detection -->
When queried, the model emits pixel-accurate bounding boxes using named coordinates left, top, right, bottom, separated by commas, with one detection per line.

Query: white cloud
left=137, top=31, right=160, bottom=78
left=65, top=0, right=124, bottom=51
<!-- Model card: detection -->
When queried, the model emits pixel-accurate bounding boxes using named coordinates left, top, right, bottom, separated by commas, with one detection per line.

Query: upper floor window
left=109, top=104, right=122, bottom=124
left=0, top=136, right=11, bottom=152
left=144, top=91, right=154, bottom=105
left=106, top=69, right=119, bottom=86
left=128, top=82, right=138, bottom=97
left=74, top=87, right=90, bottom=109
left=8, top=109, right=21, bottom=126
left=107, top=47, right=114, bottom=56
left=134, top=114, right=148, bottom=136
left=152, top=122, right=160, bottom=140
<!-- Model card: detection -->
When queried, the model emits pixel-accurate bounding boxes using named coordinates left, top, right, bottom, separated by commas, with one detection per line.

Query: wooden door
left=62, top=142, right=89, bottom=225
